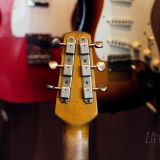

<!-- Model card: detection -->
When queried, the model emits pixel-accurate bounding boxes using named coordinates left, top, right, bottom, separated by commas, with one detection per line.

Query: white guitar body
left=94, top=0, right=160, bottom=72
left=11, top=0, right=77, bottom=37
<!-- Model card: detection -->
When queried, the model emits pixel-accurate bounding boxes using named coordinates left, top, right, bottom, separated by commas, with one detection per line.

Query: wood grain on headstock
left=55, top=32, right=97, bottom=126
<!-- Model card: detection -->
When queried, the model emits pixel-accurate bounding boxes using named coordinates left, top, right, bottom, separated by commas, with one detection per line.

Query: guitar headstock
left=47, top=32, right=106, bottom=126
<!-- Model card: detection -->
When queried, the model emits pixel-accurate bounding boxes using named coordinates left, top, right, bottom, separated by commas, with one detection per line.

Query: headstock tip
left=93, top=86, right=108, bottom=92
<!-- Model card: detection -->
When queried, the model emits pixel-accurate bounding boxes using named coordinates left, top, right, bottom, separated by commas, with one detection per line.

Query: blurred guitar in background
left=0, top=0, right=84, bottom=103
left=89, top=0, right=160, bottom=111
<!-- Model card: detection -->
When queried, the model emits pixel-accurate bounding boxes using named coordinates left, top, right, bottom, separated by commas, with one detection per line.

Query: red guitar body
left=0, top=0, right=61, bottom=103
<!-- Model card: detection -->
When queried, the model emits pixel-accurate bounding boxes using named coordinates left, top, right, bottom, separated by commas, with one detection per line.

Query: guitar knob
left=151, top=58, right=160, bottom=72
left=52, top=37, right=66, bottom=48
left=46, top=85, right=61, bottom=90
left=89, top=41, right=103, bottom=48
left=142, top=48, right=152, bottom=60
left=91, top=62, right=105, bottom=71
left=132, top=41, right=141, bottom=50
left=49, top=61, right=63, bottom=69
left=148, top=36, right=155, bottom=41
left=93, top=86, right=108, bottom=92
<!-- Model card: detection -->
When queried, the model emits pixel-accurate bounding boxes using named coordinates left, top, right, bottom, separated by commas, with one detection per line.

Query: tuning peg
left=89, top=41, right=103, bottom=48
left=151, top=58, right=160, bottom=72
left=52, top=37, right=66, bottom=48
left=49, top=61, right=63, bottom=70
left=91, top=62, right=105, bottom=71
left=93, top=86, right=108, bottom=92
left=46, top=85, right=61, bottom=90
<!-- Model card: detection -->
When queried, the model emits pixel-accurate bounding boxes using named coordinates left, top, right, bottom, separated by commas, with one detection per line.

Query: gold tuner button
left=93, top=86, right=108, bottom=92
left=91, top=62, right=105, bottom=71
left=132, top=41, right=141, bottom=50
left=52, top=37, right=66, bottom=48
left=142, top=48, right=152, bottom=60
left=151, top=58, right=160, bottom=73
left=89, top=41, right=103, bottom=48
left=46, top=85, right=61, bottom=90
left=48, top=61, right=63, bottom=70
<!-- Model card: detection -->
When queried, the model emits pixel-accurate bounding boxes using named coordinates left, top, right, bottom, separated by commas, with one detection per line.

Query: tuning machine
left=91, top=62, right=105, bottom=72
left=49, top=61, right=63, bottom=70
left=93, top=86, right=108, bottom=92
left=89, top=41, right=103, bottom=48
left=52, top=37, right=66, bottom=48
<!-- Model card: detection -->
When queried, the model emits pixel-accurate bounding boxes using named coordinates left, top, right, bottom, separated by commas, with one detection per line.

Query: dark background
left=0, top=0, right=160, bottom=159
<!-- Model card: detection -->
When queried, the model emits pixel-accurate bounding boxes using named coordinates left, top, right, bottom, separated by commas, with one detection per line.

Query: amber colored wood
left=63, top=124, right=89, bottom=160
left=55, top=32, right=98, bottom=160
left=55, top=32, right=97, bottom=126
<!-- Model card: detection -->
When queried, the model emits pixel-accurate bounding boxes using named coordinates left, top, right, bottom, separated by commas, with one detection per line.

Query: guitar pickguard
left=11, top=0, right=77, bottom=37
left=94, top=0, right=160, bottom=72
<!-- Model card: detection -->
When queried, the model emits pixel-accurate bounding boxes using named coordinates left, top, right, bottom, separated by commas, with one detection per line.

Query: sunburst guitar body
left=91, top=0, right=160, bottom=110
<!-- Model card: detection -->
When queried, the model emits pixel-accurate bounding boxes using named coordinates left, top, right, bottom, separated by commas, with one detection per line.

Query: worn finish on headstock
left=55, top=32, right=97, bottom=126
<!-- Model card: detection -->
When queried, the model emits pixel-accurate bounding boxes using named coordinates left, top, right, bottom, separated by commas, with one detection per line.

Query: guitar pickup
left=26, top=34, right=52, bottom=64
left=28, top=0, right=49, bottom=8
left=108, top=54, right=132, bottom=72
left=107, top=18, right=133, bottom=27
left=107, top=39, right=131, bottom=50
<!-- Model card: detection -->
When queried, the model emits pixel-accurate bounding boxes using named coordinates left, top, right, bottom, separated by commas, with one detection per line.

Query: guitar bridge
left=108, top=54, right=132, bottom=72
left=26, top=34, right=52, bottom=64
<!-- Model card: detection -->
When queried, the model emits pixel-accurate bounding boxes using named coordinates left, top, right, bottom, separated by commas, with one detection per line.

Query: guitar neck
left=63, top=124, right=89, bottom=160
